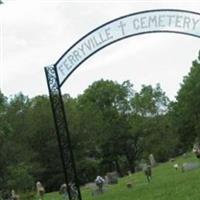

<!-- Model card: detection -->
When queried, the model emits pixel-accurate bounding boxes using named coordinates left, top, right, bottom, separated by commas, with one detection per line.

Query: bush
left=6, top=162, right=34, bottom=192
left=77, top=158, right=99, bottom=184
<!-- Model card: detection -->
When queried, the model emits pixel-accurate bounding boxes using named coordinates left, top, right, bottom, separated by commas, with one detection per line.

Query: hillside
left=44, top=153, right=200, bottom=200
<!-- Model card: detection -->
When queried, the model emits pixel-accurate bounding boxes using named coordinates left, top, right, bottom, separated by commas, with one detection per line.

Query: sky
left=0, top=0, right=200, bottom=101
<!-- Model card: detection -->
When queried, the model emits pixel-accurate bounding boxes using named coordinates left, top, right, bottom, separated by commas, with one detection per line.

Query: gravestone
left=126, top=182, right=133, bottom=188
left=106, top=172, right=118, bottom=184
left=181, top=162, right=200, bottom=172
left=149, top=154, right=156, bottom=167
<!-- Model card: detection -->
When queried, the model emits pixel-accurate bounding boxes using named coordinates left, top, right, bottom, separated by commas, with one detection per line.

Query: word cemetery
left=56, top=9, right=200, bottom=85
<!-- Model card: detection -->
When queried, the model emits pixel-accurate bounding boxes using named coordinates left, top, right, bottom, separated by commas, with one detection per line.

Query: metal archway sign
left=44, top=9, right=200, bottom=200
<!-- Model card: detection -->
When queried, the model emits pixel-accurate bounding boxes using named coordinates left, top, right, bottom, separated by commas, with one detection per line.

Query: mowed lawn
left=44, top=153, right=200, bottom=200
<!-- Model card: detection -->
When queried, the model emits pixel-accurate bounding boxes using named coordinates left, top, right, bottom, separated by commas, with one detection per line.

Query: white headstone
left=149, top=154, right=156, bottom=167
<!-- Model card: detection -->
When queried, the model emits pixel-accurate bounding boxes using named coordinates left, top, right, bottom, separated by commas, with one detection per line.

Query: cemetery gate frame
left=45, top=9, right=200, bottom=200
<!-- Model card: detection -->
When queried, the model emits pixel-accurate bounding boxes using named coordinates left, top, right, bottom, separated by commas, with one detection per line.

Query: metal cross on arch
left=44, top=9, right=200, bottom=200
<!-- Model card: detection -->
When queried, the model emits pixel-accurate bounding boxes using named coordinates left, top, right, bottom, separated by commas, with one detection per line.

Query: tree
left=0, top=90, right=9, bottom=136
left=6, top=163, right=34, bottom=192
left=5, top=93, right=31, bottom=163
left=131, top=84, right=169, bottom=117
left=0, top=91, right=9, bottom=189
left=129, top=84, right=173, bottom=163
left=76, top=79, right=133, bottom=175
left=26, top=95, right=63, bottom=191
left=171, top=51, right=200, bottom=151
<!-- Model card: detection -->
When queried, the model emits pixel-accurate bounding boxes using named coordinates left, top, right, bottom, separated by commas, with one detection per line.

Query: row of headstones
left=105, top=154, right=157, bottom=185
left=92, top=154, right=157, bottom=196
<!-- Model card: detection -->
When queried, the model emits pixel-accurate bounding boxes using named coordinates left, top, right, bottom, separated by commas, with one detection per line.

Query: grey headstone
left=106, top=171, right=118, bottom=184
left=182, top=162, right=200, bottom=172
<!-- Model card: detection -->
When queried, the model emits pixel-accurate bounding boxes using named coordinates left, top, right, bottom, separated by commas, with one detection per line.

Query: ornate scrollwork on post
left=45, top=65, right=82, bottom=200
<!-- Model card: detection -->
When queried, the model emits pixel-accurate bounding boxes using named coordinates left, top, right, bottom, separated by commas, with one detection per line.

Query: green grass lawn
left=43, top=153, right=200, bottom=200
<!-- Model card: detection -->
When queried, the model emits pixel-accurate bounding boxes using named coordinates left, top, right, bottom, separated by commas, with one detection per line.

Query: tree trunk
left=126, top=154, right=135, bottom=173
left=114, top=159, right=123, bottom=177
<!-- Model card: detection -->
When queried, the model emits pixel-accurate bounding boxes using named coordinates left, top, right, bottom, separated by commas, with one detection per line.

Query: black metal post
left=45, top=65, right=82, bottom=200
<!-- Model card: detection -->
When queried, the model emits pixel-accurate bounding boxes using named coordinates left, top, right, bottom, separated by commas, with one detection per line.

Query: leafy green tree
left=5, top=93, right=32, bottom=164
left=130, top=84, right=173, bottom=163
left=131, top=84, right=169, bottom=117
left=63, top=94, right=102, bottom=183
left=6, top=163, right=34, bottom=192
left=26, top=95, right=63, bottom=191
left=76, top=79, right=133, bottom=175
left=0, top=91, right=9, bottom=188
left=0, top=90, right=9, bottom=136
left=171, top=51, right=200, bottom=151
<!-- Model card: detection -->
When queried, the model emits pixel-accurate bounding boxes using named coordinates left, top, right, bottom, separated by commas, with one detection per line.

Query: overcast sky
left=1, top=0, right=200, bottom=100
